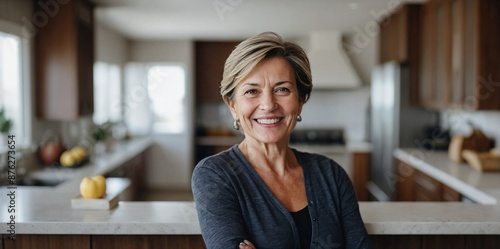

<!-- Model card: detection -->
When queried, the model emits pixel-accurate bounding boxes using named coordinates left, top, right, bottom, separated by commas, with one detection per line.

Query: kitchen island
left=1, top=144, right=500, bottom=248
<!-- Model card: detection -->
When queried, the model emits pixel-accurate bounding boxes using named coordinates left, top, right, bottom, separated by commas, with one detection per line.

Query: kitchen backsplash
left=300, top=87, right=370, bottom=142
left=441, top=110, right=500, bottom=149
left=32, top=116, right=94, bottom=149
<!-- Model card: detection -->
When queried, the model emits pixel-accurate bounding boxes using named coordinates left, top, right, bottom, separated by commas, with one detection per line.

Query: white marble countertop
left=394, top=148, right=500, bottom=204
left=2, top=199, right=500, bottom=235
left=1, top=142, right=500, bottom=235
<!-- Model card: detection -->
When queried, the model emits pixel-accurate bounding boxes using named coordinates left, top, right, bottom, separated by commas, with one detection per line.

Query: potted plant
left=90, top=121, right=113, bottom=155
left=0, top=108, right=12, bottom=148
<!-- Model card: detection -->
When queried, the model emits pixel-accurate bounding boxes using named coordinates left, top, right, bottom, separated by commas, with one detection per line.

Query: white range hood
left=306, top=31, right=362, bottom=89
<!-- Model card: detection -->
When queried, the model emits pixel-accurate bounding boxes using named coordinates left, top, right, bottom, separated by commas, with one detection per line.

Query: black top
left=290, top=206, right=312, bottom=249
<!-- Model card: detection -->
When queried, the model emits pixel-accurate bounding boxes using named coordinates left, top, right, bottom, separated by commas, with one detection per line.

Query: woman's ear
left=229, top=101, right=238, bottom=120
left=297, top=100, right=304, bottom=117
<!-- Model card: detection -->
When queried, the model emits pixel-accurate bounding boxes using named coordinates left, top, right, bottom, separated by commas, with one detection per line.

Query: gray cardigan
left=192, top=145, right=371, bottom=249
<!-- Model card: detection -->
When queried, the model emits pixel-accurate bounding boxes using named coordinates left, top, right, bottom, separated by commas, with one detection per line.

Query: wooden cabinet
left=105, top=152, right=145, bottom=201
left=379, top=4, right=421, bottom=64
left=195, top=41, right=240, bottom=103
left=4, top=235, right=90, bottom=249
left=396, top=159, right=461, bottom=201
left=418, top=0, right=500, bottom=110
left=371, top=235, right=500, bottom=249
left=5, top=234, right=500, bottom=249
left=379, top=4, right=421, bottom=105
left=350, top=151, right=371, bottom=201
left=35, top=0, right=95, bottom=120
left=2, top=235, right=205, bottom=249
left=413, top=169, right=443, bottom=201
left=91, top=235, right=206, bottom=249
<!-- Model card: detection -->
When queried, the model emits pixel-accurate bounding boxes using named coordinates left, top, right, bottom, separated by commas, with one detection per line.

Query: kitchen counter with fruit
left=0, top=137, right=153, bottom=231
left=394, top=148, right=500, bottom=204
left=1, top=141, right=500, bottom=238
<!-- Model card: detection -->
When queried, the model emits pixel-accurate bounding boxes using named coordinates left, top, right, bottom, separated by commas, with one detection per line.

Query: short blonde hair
left=220, top=32, right=312, bottom=105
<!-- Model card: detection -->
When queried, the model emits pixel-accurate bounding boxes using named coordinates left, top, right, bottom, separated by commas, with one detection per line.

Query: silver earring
left=297, top=115, right=302, bottom=122
left=233, top=120, right=240, bottom=130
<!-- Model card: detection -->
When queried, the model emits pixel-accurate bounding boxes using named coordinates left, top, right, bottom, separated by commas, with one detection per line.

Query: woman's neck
left=238, top=139, right=299, bottom=177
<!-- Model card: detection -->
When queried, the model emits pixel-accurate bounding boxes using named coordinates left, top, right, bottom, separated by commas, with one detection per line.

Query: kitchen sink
left=1, top=164, right=78, bottom=187
left=15, top=177, right=66, bottom=187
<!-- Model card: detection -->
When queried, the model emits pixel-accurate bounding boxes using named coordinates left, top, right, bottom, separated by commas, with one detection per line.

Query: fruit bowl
left=51, top=157, right=89, bottom=169
left=57, top=146, right=90, bottom=168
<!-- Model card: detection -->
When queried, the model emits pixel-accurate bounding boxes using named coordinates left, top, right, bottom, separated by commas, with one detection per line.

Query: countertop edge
left=3, top=202, right=500, bottom=235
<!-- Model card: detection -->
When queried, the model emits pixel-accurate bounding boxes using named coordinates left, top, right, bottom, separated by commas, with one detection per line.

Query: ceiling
left=92, top=0, right=426, bottom=41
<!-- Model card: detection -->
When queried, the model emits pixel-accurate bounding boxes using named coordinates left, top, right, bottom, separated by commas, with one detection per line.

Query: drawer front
left=413, top=170, right=442, bottom=201
left=442, top=184, right=462, bottom=201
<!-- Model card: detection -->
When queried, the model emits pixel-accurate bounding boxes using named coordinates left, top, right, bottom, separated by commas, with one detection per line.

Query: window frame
left=0, top=19, right=32, bottom=148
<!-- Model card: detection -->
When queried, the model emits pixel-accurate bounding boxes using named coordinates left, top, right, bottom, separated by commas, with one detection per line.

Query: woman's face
left=229, top=57, right=303, bottom=145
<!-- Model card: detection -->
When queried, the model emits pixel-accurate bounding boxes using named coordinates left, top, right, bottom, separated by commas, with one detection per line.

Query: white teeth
left=256, top=118, right=280, bottom=124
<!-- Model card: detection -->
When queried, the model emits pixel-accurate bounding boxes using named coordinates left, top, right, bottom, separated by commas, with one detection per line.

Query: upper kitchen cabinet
left=35, top=0, right=95, bottom=120
left=418, top=0, right=500, bottom=110
left=195, top=41, right=239, bottom=103
left=379, top=4, right=421, bottom=105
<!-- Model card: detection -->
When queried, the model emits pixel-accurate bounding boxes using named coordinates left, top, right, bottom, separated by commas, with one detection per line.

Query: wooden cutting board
left=462, top=150, right=500, bottom=172
left=71, top=177, right=130, bottom=210
left=448, top=129, right=492, bottom=163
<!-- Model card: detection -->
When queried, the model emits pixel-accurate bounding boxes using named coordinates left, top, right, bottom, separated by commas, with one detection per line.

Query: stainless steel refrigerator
left=369, top=61, right=437, bottom=201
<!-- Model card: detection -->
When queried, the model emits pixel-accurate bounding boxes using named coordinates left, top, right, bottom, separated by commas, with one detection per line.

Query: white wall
left=129, top=40, right=195, bottom=190
left=95, top=23, right=129, bottom=64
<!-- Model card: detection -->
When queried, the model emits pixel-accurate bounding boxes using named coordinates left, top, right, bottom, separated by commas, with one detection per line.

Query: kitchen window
left=93, top=62, right=122, bottom=124
left=0, top=21, right=31, bottom=148
left=147, top=64, right=186, bottom=134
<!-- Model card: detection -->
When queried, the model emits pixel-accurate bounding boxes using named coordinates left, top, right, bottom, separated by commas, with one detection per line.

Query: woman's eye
left=275, top=87, right=290, bottom=94
left=244, top=89, right=258, bottom=95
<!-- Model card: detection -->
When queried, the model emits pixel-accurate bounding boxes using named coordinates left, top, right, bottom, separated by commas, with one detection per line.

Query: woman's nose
left=259, top=92, right=277, bottom=111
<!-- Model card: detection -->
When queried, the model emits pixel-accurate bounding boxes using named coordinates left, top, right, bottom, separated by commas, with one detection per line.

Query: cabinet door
left=35, top=0, right=94, bottom=120
left=462, top=0, right=477, bottom=108
left=195, top=41, right=240, bottom=103
left=420, top=0, right=451, bottom=109
left=105, top=152, right=145, bottom=201
left=4, top=235, right=90, bottom=249
left=434, top=0, right=452, bottom=107
left=442, top=184, right=461, bottom=201
left=419, top=0, right=500, bottom=110
left=419, top=0, right=437, bottom=108
left=77, top=21, right=94, bottom=116
left=92, top=235, right=205, bottom=249
left=413, top=170, right=442, bottom=201
left=396, top=159, right=415, bottom=201
left=449, top=0, right=465, bottom=106
left=474, top=0, right=500, bottom=110
left=351, top=152, right=370, bottom=201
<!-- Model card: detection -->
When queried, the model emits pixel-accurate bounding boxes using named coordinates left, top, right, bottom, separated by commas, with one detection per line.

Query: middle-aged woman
left=192, top=32, right=371, bottom=249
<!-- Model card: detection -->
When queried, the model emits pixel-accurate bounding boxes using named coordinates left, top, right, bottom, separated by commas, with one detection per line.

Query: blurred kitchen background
left=0, top=0, right=499, bottom=201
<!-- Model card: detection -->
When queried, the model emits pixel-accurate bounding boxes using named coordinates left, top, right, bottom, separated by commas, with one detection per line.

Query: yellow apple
left=70, top=146, right=88, bottom=162
left=60, top=150, right=76, bottom=167
left=79, top=176, right=106, bottom=199
left=92, top=175, right=107, bottom=198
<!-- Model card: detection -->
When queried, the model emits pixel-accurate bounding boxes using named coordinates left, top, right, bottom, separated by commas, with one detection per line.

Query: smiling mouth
left=255, top=118, right=282, bottom=125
